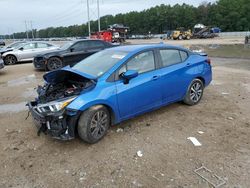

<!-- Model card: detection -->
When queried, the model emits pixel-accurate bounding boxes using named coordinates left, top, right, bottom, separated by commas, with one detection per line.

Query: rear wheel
left=186, top=35, right=191, bottom=40
left=183, top=79, right=204, bottom=105
left=4, top=55, right=17, bottom=65
left=47, top=57, right=63, bottom=71
left=77, top=105, right=110, bottom=144
left=178, top=35, right=183, bottom=40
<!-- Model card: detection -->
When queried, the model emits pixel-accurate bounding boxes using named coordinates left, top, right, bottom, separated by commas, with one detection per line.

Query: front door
left=115, top=50, right=162, bottom=120
left=63, top=41, right=89, bottom=65
left=17, top=43, right=37, bottom=61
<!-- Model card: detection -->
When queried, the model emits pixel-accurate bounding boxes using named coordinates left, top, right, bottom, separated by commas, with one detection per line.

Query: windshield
left=7, top=42, right=25, bottom=49
left=73, top=50, right=128, bottom=77
left=60, top=41, right=74, bottom=50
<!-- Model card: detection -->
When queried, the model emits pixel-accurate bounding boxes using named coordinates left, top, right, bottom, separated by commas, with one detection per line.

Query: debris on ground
left=132, top=180, right=143, bottom=187
left=136, top=150, right=143, bottom=157
left=187, top=137, right=202, bottom=146
left=116, top=128, right=124, bottom=133
left=221, top=92, right=229, bottom=95
left=194, top=166, right=226, bottom=187
left=227, top=116, right=234, bottom=120
left=198, top=131, right=204, bottom=134
left=146, top=123, right=151, bottom=127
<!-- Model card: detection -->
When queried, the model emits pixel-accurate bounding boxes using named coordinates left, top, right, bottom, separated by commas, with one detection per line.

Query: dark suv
left=33, top=39, right=114, bottom=71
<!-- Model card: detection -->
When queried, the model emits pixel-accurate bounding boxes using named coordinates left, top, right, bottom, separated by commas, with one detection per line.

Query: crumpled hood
left=43, top=66, right=97, bottom=84
left=0, top=48, right=13, bottom=55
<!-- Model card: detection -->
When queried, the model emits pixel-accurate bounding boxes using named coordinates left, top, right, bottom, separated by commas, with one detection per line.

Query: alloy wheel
left=48, top=58, right=62, bottom=70
left=190, top=82, right=203, bottom=103
left=5, top=55, right=16, bottom=65
left=90, top=110, right=108, bottom=139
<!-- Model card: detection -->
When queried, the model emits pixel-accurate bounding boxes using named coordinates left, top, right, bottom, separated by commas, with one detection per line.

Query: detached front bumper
left=28, top=101, right=80, bottom=140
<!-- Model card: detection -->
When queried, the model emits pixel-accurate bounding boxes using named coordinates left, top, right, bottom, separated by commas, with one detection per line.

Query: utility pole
left=97, top=0, right=100, bottom=32
left=87, top=0, right=91, bottom=37
left=7, top=28, right=10, bottom=39
left=25, top=21, right=29, bottom=39
left=30, top=21, right=35, bottom=39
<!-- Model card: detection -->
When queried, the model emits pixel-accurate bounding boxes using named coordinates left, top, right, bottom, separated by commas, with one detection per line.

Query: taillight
left=207, top=58, right=211, bottom=65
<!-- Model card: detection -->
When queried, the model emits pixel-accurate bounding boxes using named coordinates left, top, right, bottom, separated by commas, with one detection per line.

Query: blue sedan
left=28, top=44, right=212, bottom=143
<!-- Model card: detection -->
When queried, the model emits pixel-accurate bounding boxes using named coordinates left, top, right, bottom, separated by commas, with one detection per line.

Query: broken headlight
left=36, top=97, right=76, bottom=113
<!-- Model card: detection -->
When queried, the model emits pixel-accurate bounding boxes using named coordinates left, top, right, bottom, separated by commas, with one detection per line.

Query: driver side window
left=71, top=41, right=87, bottom=51
left=118, top=51, right=155, bottom=76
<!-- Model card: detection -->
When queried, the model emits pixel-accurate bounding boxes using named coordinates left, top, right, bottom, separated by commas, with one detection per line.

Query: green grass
left=204, top=44, right=250, bottom=59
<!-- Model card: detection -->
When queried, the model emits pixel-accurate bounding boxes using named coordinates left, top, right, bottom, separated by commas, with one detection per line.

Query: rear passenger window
left=89, top=41, right=105, bottom=48
left=160, top=49, right=182, bottom=67
left=180, top=51, right=188, bottom=61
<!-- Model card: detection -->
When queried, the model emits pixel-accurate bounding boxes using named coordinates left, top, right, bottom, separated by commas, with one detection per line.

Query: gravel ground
left=0, top=55, right=250, bottom=187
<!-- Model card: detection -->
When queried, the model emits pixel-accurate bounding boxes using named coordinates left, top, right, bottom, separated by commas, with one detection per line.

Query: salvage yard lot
left=0, top=42, right=250, bottom=187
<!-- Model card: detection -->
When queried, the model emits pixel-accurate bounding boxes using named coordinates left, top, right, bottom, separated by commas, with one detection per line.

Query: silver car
left=2, top=41, right=59, bottom=65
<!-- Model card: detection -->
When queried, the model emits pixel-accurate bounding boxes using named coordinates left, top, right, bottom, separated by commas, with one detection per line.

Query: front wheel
left=183, top=79, right=204, bottom=105
left=4, top=55, right=17, bottom=65
left=78, top=105, right=110, bottom=144
left=47, top=57, right=63, bottom=71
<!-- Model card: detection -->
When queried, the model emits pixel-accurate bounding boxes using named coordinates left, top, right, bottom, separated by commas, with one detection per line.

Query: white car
left=2, top=41, right=59, bottom=65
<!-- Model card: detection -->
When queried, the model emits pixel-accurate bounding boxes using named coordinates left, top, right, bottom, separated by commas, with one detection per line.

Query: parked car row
left=33, top=39, right=113, bottom=71
left=0, top=39, right=115, bottom=71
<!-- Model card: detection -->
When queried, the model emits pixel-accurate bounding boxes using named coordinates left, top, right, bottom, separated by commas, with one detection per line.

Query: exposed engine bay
left=36, top=70, right=95, bottom=104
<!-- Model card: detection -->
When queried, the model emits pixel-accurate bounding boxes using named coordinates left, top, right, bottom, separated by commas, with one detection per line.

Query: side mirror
left=19, top=47, right=24, bottom=50
left=70, top=47, right=75, bottom=52
left=121, top=70, right=138, bottom=84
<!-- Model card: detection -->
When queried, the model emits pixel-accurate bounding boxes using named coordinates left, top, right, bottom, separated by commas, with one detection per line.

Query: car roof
left=74, top=39, right=107, bottom=43
left=108, top=43, right=188, bottom=52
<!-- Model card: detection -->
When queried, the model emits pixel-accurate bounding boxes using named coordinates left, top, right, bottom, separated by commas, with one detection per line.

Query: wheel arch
left=196, top=76, right=205, bottom=85
left=3, top=54, right=18, bottom=64
left=77, top=102, right=117, bottom=126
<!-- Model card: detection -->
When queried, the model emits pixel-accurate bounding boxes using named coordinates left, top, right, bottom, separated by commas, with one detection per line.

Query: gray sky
left=0, top=0, right=214, bottom=35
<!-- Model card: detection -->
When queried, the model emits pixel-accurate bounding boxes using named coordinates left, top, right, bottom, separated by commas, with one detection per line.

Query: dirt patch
left=0, top=58, right=249, bottom=187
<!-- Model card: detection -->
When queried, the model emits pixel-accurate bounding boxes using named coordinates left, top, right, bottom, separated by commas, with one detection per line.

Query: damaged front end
left=28, top=66, right=96, bottom=140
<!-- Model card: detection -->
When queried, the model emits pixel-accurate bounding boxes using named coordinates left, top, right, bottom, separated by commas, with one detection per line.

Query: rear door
left=36, top=42, right=56, bottom=54
left=157, top=48, right=191, bottom=103
left=115, top=50, right=162, bottom=120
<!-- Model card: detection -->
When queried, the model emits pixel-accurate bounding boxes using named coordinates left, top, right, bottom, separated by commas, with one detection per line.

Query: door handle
left=152, top=75, right=160, bottom=81
left=186, top=63, right=191, bottom=67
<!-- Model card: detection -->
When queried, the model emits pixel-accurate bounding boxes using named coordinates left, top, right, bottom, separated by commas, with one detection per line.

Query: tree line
left=1, top=0, right=250, bottom=39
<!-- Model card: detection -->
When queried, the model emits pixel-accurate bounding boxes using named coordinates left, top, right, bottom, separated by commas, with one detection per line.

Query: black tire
left=183, top=79, right=204, bottom=106
left=4, top=55, right=17, bottom=65
left=77, top=105, right=110, bottom=144
left=47, top=57, right=63, bottom=71
left=186, top=35, right=191, bottom=40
